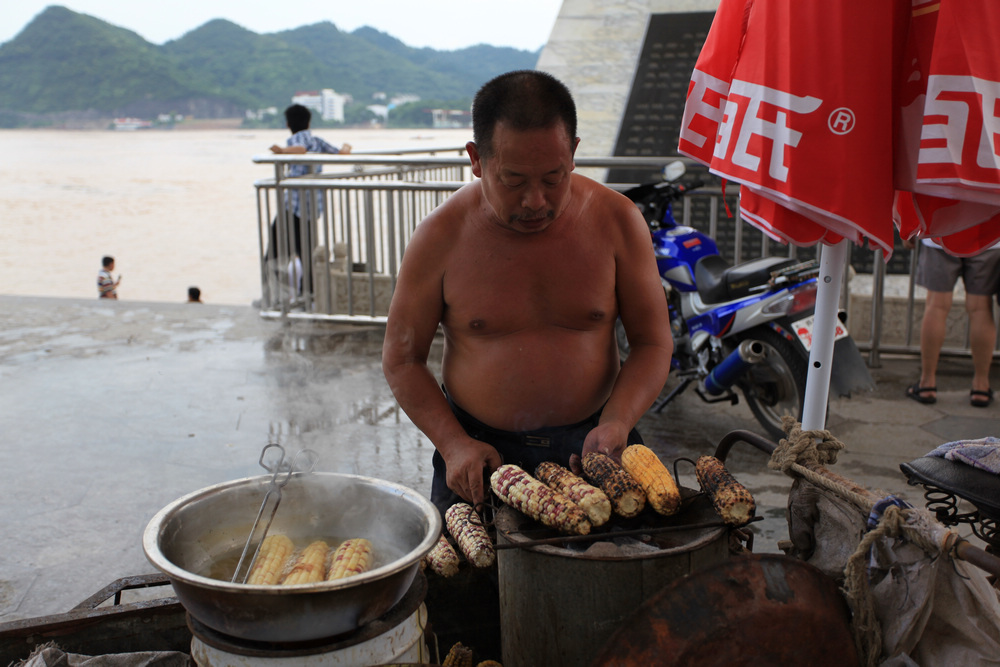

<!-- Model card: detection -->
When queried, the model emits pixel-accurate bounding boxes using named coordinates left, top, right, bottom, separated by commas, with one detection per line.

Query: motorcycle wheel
left=736, top=326, right=809, bottom=442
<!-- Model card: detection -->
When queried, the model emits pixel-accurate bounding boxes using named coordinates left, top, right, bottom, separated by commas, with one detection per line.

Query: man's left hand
left=570, top=421, right=630, bottom=473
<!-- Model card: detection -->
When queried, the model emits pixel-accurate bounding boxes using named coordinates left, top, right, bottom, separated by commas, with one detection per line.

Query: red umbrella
left=677, top=0, right=1000, bottom=429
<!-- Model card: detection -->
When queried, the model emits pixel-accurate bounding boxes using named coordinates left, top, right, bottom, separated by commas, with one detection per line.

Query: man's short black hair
left=284, top=104, right=312, bottom=134
left=102, top=256, right=114, bottom=268
left=188, top=286, right=201, bottom=301
left=471, top=70, right=577, bottom=159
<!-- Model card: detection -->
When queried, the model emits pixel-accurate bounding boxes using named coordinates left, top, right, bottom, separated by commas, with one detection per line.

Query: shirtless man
left=382, top=71, right=673, bottom=513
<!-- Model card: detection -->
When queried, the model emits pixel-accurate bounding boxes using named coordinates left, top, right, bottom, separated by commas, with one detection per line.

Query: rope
left=768, top=417, right=950, bottom=667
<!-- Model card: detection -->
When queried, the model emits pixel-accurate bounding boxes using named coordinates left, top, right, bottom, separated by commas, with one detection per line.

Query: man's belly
left=441, top=328, right=620, bottom=432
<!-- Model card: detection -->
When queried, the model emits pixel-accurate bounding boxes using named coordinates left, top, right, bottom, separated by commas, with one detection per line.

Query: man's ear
left=467, top=141, right=484, bottom=178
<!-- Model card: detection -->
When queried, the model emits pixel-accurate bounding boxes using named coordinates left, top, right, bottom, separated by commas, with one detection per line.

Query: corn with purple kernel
left=535, top=461, right=612, bottom=527
left=696, top=455, right=756, bottom=526
left=327, top=538, right=374, bottom=580
left=445, top=503, right=495, bottom=568
left=424, top=534, right=461, bottom=577
left=491, top=464, right=591, bottom=535
left=245, top=534, right=294, bottom=586
left=620, top=444, right=681, bottom=516
left=582, top=453, right=646, bottom=518
left=441, top=641, right=474, bottom=667
left=281, top=540, right=329, bottom=585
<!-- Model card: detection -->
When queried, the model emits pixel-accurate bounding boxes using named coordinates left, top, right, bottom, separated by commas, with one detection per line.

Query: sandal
left=970, top=388, right=994, bottom=408
left=906, top=382, right=937, bottom=404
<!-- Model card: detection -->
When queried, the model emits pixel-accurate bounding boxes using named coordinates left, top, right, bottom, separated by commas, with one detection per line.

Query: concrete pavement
left=1, top=295, right=998, bottom=624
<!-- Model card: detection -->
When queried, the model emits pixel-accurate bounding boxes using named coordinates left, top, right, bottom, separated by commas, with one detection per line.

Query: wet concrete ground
left=1, top=295, right=998, bottom=624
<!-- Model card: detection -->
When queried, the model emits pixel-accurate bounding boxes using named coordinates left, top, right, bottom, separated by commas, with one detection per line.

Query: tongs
left=230, top=443, right=319, bottom=584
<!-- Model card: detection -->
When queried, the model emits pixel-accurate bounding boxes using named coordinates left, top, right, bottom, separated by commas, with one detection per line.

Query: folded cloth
left=927, top=437, right=1000, bottom=475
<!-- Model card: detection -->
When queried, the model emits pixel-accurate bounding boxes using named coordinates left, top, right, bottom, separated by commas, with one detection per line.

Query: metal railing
left=253, top=151, right=992, bottom=364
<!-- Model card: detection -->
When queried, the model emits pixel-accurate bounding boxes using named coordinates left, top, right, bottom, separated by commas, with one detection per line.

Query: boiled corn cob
left=424, top=534, right=461, bottom=577
left=327, top=538, right=374, bottom=580
left=535, top=461, right=612, bottom=527
left=696, top=455, right=756, bottom=526
left=281, top=539, right=329, bottom=585
left=582, top=453, right=646, bottom=518
left=490, top=464, right=591, bottom=535
left=620, top=444, right=681, bottom=516
left=245, top=533, right=294, bottom=585
left=442, top=641, right=474, bottom=667
left=445, top=503, right=495, bottom=568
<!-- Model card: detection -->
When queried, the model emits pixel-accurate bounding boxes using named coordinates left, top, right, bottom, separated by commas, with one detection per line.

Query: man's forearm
left=385, top=362, right=470, bottom=455
left=601, top=341, right=673, bottom=430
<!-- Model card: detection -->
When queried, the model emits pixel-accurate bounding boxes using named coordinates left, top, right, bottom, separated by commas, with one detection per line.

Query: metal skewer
left=231, top=443, right=319, bottom=584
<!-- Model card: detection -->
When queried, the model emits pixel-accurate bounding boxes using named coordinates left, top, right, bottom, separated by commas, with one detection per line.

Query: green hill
left=0, top=5, right=540, bottom=126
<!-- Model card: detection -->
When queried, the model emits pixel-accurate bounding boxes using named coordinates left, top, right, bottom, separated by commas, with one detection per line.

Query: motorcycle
left=619, top=162, right=873, bottom=440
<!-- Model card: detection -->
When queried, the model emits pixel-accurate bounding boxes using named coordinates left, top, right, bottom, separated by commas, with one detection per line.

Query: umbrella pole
left=801, top=240, right=848, bottom=431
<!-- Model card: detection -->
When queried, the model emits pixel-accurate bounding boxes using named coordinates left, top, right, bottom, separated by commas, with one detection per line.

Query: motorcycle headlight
left=762, top=282, right=818, bottom=317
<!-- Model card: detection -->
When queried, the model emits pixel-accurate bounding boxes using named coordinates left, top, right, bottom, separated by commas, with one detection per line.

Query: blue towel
left=926, top=437, right=1000, bottom=475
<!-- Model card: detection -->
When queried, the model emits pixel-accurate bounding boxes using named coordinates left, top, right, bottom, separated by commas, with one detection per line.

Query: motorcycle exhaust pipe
left=703, top=340, right=768, bottom=396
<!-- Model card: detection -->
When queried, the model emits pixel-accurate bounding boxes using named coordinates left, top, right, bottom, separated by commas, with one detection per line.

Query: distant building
left=291, top=89, right=350, bottom=123
left=430, top=109, right=472, bottom=128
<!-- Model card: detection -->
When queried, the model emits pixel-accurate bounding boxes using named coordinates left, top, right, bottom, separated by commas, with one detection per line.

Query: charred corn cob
left=281, top=539, right=329, bottom=585
left=442, top=641, right=474, bottom=667
left=696, top=455, right=756, bottom=526
left=445, top=503, right=496, bottom=568
left=582, top=453, right=646, bottom=518
left=491, top=464, right=592, bottom=535
left=246, top=533, right=294, bottom=585
left=620, top=444, right=681, bottom=516
left=424, top=534, right=461, bottom=577
left=535, top=461, right=612, bottom=527
left=327, top=538, right=374, bottom=580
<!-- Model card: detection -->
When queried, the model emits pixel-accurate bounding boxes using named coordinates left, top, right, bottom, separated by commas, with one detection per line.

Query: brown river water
left=0, top=126, right=472, bottom=305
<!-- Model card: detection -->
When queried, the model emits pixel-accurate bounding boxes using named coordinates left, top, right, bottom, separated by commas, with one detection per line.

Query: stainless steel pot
left=142, top=472, right=441, bottom=643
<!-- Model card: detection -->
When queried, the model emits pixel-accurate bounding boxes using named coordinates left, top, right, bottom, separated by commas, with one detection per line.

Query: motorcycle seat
left=695, top=255, right=799, bottom=305
left=900, top=456, right=1000, bottom=524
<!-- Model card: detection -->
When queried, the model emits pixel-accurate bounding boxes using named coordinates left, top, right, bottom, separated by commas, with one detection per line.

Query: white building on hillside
left=291, top=89, right=350, bottom=123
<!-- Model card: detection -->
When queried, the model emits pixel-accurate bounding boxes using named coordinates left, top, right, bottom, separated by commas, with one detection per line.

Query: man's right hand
left=443, top=437, right=503, bottom=509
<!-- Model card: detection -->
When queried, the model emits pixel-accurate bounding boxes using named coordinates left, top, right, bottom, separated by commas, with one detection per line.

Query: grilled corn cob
left=535, top=461, right=612, bottom=527
left=424, top=534, right=461, bottom=577
left=327, top=538, right=374, bottom=580
left=620, top=444, right=681, bottom=516
left=490, top=464, right=592, bottom=535
left=445, top=503, right=495, bottom=568
left=245, top=533, right=294, bottom=585
left=696, top=455, right=756, bottom=526
left=281, top=540, right=329, bottom=585
left=582, top=453, right=646, bottom=518
left=442, top=641, right=474, bottom=667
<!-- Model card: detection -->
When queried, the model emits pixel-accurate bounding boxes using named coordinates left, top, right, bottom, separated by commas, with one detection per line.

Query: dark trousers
left=430, top=394, right=643, bottom=517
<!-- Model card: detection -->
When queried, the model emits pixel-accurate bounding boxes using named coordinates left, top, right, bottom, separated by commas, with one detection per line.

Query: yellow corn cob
left=534, top=461, right=612, bottom=527
left=620, top=444, right=681, bottom=516
left=424, top=534, right=460, bottom=577
left=490, top=464, right=591, bottom=535
left=327, top=538, right=374, bottom=580
left=442, top=641, right=474, bottom=667
left=476, top=662, right=503, bottom=667
left=445, top=503, right=495, bottom=568
left=581, top=453, right=646, bottom=518
left=281, top=540, right=329, bottom=585
left=695, top=455, right=756, bottom=526
left=245, top=533, right=294, bottom=585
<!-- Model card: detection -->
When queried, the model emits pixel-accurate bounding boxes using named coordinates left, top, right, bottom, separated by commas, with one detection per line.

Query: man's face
left=468, top=121, right=579, bottom=234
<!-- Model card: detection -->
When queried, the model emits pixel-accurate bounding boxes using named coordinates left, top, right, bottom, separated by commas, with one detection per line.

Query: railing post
left=868, top=249, right=885, bottom=368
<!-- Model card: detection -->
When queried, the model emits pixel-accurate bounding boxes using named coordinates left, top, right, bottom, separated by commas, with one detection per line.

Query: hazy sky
left=1, top=1, right=565, bottom=51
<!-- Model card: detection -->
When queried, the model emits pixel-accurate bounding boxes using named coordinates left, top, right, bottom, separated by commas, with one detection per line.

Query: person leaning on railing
left=266, top=104, right=352, bottom=298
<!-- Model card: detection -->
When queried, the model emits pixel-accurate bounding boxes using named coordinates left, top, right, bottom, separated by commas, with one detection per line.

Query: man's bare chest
left=442, top=241, right=617, bottom=333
